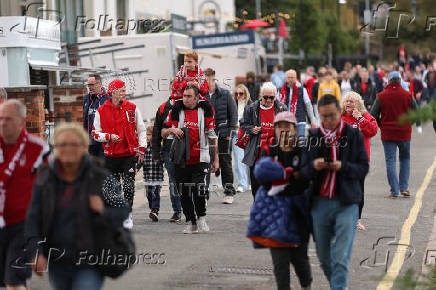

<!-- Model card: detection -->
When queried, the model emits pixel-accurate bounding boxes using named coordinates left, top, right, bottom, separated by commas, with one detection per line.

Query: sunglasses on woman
left=235, top=92, right=245, bottom=96
left=263, top=95, right=275, bottom=101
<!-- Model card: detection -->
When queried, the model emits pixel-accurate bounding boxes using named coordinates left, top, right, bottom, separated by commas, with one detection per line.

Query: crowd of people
left=0, top=47, right=434, bottom=290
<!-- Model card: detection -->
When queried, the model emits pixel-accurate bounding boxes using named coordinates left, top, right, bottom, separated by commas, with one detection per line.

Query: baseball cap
left=274, top=111, right=297, bottom=125
left=107, top=79, right=125, bottom=94
left=388, top=71, right=401, bottom=81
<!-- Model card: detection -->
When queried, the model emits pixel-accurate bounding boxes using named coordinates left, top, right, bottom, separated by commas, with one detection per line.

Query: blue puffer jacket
left=247, top=157, right=311, bottom=248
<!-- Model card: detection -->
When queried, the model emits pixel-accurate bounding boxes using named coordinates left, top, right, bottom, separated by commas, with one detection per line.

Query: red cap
left=107, top=79, right=125, bottom=95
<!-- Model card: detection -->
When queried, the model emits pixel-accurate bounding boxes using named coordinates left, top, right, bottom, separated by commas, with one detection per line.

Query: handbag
left=235, top=127, right=250, bottom=149
left=91, top=213, right=136, bottom=278
left=169, top=128, right=190, bottom=166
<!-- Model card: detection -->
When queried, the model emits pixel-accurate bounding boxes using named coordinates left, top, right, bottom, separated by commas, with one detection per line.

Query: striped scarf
left=319, top=119, right=344, bottom=199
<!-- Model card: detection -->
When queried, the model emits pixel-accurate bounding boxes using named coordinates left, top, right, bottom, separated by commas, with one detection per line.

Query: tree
left=235, top=0, right=361, bottom=68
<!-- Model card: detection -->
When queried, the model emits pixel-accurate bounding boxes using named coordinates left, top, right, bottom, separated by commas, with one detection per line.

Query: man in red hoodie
left=371, top=71, right=419, bottom=198
left=0, top=100, right=49, bottom=289
left=92, top=79, right=147, bottom=229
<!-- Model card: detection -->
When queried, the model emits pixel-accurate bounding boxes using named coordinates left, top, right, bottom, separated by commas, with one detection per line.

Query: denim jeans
left=231, top=135, right=249, bottom=189
left=145, top=185, right=161, bottom=210
left=218, top=137, right=236, bottom=196
left=297, top=122, right=306, bottom=138
left=382, top=140, right=410, bottom=196
left=311, top=198, right=358, bottom=290
left=49, top=264, right=103, bottom=290
left=428, top=87, right=436, bottom=101
left=162, top=150, right=182, bottom=213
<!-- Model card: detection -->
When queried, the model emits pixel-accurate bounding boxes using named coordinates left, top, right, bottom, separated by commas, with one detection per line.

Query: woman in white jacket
left=232, top=84, right=252, bottom=193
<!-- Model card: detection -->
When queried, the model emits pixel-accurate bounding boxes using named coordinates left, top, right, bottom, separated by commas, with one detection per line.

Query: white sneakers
left=197, top=216, right=210, bottom=232
left=183, top=217, right=210, bottom=234
left=123, top=212, right=133, bottom=230
left=223, top=195, right=234, bottom=204
left=236, top=186, right=245, bottom=193
left=183, top=224, right=199, bottom=234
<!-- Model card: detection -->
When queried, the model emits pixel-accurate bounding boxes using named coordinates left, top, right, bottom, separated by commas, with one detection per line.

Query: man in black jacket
left=205, top=68, right=238, bottom=204
left=151, top=97, right=182, bottom=222
left=352, top=68, right=377, bottom=111
left=83, top=74, right=109, bottom=158
left=245, top=71, right=261, bottom=102
left=301, top=94, right=369, bottom=290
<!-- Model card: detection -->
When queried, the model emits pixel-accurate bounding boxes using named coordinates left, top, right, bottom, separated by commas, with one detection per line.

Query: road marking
left=377, top=156, right=436, bottom=290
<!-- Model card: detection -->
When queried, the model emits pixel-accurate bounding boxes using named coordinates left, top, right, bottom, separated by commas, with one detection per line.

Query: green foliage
left=321, top=13, right=360, bottom=55
left=399, top=101, right=436, bottom=125
left=395, top=266, right=436, bottom=289
left=235, top=0, right=361, bottom=65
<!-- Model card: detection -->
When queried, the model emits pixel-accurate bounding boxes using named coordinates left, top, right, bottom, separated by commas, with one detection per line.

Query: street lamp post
left=256, top=0, right=261, bottom=19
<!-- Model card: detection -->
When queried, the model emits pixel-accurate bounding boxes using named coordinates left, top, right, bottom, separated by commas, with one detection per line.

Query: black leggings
left=249, top=166, right=260, bottom=199
left=270, top=243, right=312, bottom=290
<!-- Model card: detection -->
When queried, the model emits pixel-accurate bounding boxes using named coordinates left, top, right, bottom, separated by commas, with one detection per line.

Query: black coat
left=25, top=155, right=129, bottom=264
left=151, top=98, right=173, bottom=160
left=352, top=80, right=377, bottom=110
left=240, top=100, right=287, bottom=167
left=301, top=124, right=369, bottom=205
left=208, top=86, right=238, bottom=138
left=246, top=82, right=261, bottom=102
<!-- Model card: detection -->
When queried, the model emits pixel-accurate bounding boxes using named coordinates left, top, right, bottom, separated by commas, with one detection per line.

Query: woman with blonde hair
left=25, top=123, right=130, bottom=289
left=341, top=91, right=378, bottom=230
left=232, top=84, right=252, bottom=193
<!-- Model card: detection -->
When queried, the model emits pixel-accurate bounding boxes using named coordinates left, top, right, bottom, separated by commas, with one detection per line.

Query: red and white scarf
left=172, top=64, right=207, bottom=98
left=319, top=120, right=344, bottom=199
left=0, top=129, right=28, bottom=228
left=279, top=82, right=299, bottom=114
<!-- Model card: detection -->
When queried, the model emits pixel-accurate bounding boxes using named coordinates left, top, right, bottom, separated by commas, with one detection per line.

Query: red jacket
left=304, top=77, right=316, bottom=100
left=377, top=83, right=413, bottom=141
left=93, top=99, right=147, bottom=157
left=341, top=112, right=378, bottom=161
left=171, top=65, right=209, bottom=100
left=1, top=131, right=49, bottom=226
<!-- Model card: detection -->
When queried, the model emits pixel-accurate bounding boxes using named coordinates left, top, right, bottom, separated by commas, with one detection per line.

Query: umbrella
left=240, top=19, right=270, bottom=30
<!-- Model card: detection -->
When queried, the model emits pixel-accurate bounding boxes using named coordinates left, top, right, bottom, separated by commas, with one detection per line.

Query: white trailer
left=78, top=32, right=190, bottom=120
left=77, top=31, right=265, bottom=120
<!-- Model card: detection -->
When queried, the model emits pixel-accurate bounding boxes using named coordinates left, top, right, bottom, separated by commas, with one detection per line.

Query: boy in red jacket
left=171, top=50, right=209, bottom=101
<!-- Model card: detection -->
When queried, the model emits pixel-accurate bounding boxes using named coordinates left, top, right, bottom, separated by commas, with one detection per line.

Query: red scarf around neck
left=280, top=82, right=299, bottom=114
left=319, top=120, right=344, bottom=199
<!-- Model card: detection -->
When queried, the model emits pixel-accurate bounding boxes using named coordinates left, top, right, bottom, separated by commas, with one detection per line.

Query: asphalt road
left=28, top=122, right=436, bottom=290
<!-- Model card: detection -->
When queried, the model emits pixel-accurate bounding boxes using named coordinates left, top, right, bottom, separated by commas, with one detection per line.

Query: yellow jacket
left=318, top=80, right=341, bottom=103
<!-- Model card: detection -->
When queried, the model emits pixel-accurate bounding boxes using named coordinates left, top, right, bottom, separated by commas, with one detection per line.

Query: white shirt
left=237, top=100, right=245, bottom=122
left=341, top=79, right=353, bottom=96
